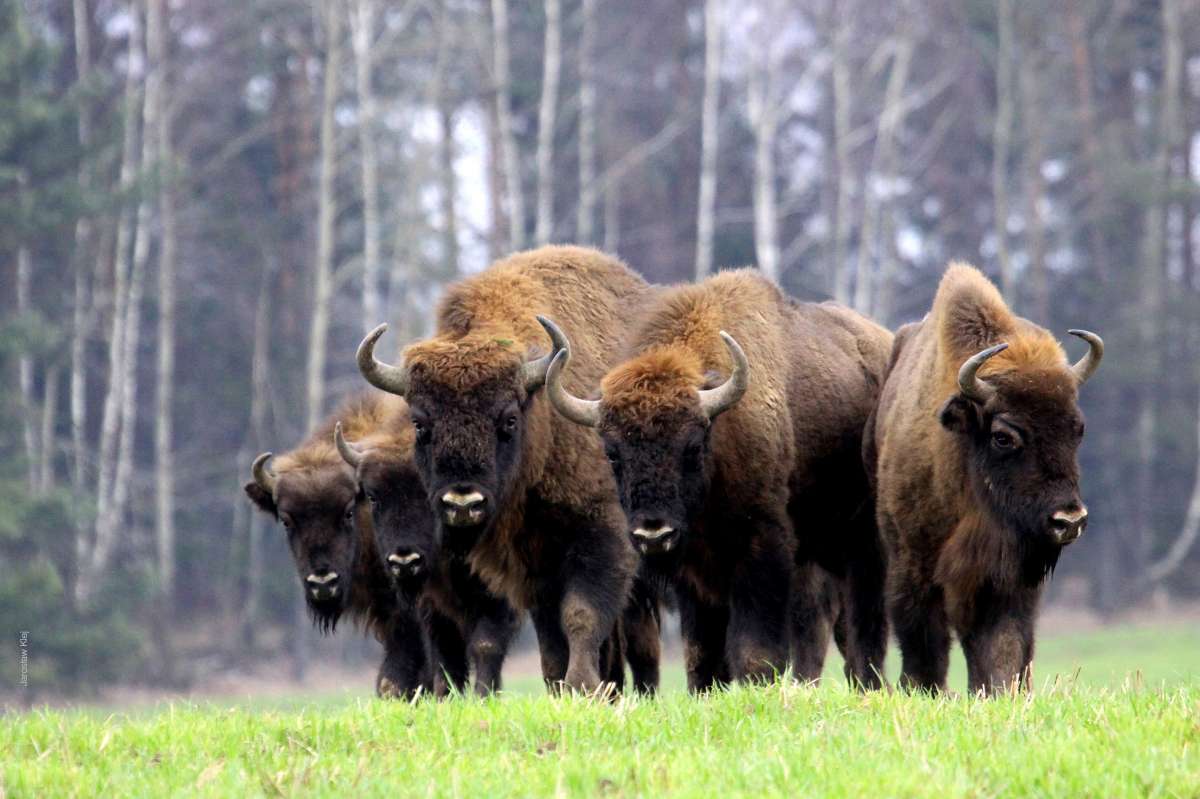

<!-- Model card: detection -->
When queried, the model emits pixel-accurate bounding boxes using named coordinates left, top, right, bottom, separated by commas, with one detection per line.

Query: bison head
left=244, top=452, right=359, bottom=632
left=354, top=321, right=566, bottom=553
left=335, top=423, right=437, bottom=599
left=544, top=326, right=748, bottom=560
left=938, top=330, right=1103, bottom=550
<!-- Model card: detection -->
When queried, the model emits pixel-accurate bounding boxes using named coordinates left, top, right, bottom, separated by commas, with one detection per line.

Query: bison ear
left=244, top=481, right=277, bottom=516
left=938, top=395, right=978, bottom=434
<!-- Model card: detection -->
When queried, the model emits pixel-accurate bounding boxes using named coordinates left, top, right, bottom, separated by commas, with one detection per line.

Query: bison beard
left=243, top=392, right=436, bottom=699
left=867, top=262, right=1103, bottom=695
left=545, top=269, right=894, bottom=691
left=354, top=246, right=654, bottom=694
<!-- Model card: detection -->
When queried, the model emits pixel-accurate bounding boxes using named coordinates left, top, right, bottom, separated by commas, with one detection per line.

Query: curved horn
left=956, top=342, right=1008, bottom=403
left=545, top=348, right=602, bottom=428
left=522, top=316, right=570, bottom=391
left=251, top=452, right=278, bottom=495
left=1067, top=329, right=1103, bottom=385
left=697, top=332, right=750, bottom=420
left=334, top=422, right=363, bottom=469
left=356, top=323, right=409, bottom=397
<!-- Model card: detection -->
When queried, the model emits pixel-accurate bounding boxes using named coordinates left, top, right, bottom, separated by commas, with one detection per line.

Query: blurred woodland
left=2, top=0, right=1200, bottom=693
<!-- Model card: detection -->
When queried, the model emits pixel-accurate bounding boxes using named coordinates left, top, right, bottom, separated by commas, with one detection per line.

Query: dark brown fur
left=868, top=263, right=1094, bottom=695
left=574, top=270, right=892, bottom=690
left=383, top=246, right=658, bottom=693
left=242, top=392, right=434, bottom=698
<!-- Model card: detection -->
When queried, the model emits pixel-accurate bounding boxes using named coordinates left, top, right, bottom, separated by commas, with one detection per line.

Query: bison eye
left=991, top=430, right=1016, bottom=450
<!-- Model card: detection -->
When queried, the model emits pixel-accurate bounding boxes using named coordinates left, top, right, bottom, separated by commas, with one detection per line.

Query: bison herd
left=244, top=246, right=1102, bottom=698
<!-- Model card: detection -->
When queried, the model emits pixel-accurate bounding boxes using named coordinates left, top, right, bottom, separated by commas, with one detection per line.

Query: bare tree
left=307, top=0, right=342, bottom=432
left=81, top=2, right=146, bottom=604
left=15, top=174, right=38, bottom=491
left=70, top=0, right=93, bottom=494
left=1019, top=32, right=1048, bottom=322
left=150, top=0, right=176, bottom=604
left=991, top=0, right=1015, bottom=302
left=747, top=3, right=782, bottom=282
left=534, top=0, right=560, bottom=245
left=829, top=5, right=854, bottom=303
left=491, top=0, right=524, bottom=250
left=576, top=0, right=597, bottom=245
left=351, top=0, right=382, bottom=329
left=694, top=0, right=722, bottom=279
left=433, top=0, right=459, bottom=275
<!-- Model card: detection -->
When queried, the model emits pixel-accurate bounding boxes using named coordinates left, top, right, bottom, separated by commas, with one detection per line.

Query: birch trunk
left=534, top=0, right=561, bottom=245
left=1065, top=0, right=1110, bottom=283
left=694, top=0, right=721, bottom=279
left=16, top=177, right=39, bottom=490
left=830, top=12, right=853, bottom=302
left=991, top=0, right=1015, bottom=303
left=307, top=0, right=342, bottom=432
left=150, top=0, right=176, bottom=603
left=39, top=368, right=59, bottom=492
left=1134, top=0, right=1182, bottom=583
left=576, top=0, right=596, bottom=245
left=604, top=175, right=620, bottom=254
left=351, top=0, right=382, bottom=329
left=70, top=0, right=93, bottom=494
left=747, top=7, right=780, bottom=283
left=434, top=0, right=459, bottom=275
left=491, top=0, right=525, bottom=251
left=1019, top=52, right=1048, bottom=322
left=854, top=33, right=913, bottom=315
left=82, top=3, right=144, bottom=604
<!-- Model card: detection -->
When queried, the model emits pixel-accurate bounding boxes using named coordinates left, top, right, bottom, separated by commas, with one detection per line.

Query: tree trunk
left=534, top=0, right=560, bottom=245
left=351, top=0, right=382, bottom=329
left=604, top=174, right=620, bottom=254
left=39, top=367, right=59, bottom=493
left=434, top=0, right=459, bottom=276
left=307, top=0, right=341, bottom=433
left=491, top=0, right=525, bottom=251
left=747, top=5, right=781, bottom=283
left=576, top=0, right=597, bottom=245
left=991, top=0, right=1015, bottom=303
left=81, top=1, right=145, bottom=605
left=694, top=0, right=722, bottom=279
left=150, top=0, right=176, bottom=612
left=830, top=9, right=853, bottom=302
left=70, top=0, right=93, bottom=495
left=16, top=183, right=39, bottom=491
left=855, top=32, right=913, bottom=315
left=1019, top=51, right=1048, bottom=323
left=1065, top=0, right=1110, bottom=283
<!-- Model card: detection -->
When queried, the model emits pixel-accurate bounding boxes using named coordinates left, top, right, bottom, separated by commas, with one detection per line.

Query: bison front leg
left=559, top=588, right=616, bottom=694
left=726, top=530, right=791, bottom=683
left=958, top=587, right=1038, bottom=696
left=530, top=602, right=570, bottom=693
left=427, top=608, right=469, bottom=697
left=890, top=577, right=952, bottom=694
left=466, top=596, right=520, bottom=696
left=622, top=577, right=661, bottom=695
left=377, top=611, right=434, bottom=700
left=677, top=587, right=731, bottom=693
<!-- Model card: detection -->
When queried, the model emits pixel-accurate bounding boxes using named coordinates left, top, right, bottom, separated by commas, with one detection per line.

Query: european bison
left=544, top=269, right=893, bottom=690
left=355, top=246, right=654, bottom=693
left=866, top=263, right=1103, bottom=694
left=334, top=419, right=521, bottom=696
left=243, top=393, right=433, bottom=698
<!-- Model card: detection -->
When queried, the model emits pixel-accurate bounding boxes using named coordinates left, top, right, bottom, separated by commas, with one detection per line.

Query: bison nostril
left=441, top=490, right=486, bottom=510
left=632, top=521, right=673, bottom=540
left=1050, top=507, right=1088, bottom=543
left=305, top=571, right=338, bottom=586
left=440, top=488, right=488, bottom=526
left=387, top=551, right=423, bottom=574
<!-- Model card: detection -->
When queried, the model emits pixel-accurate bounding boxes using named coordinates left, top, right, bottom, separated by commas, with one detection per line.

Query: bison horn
left=697, top=332, right=750, bottom=421
left=357, top=323, right=409, bottom=397
left=1067, top=329, right=1103, bottom=385
left=956, top=342, right=1008, bottom=403
left=523, top=316, right=571, bottom=392
left=251, top=452, right=278, bottom=496
left=334, top=422, right=363, bottom=469
left=545, top=348, right=603, bottom=428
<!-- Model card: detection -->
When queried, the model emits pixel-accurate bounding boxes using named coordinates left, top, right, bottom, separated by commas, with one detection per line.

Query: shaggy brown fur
left=867, top=262, right=1097, bottom=695
left=367, top=246, right=657, bottom=693
left=340, top=409, right=521, bottom=697
left=243, top=392, right=432, bottom=698
left=563, top=269, right=893, bottom=690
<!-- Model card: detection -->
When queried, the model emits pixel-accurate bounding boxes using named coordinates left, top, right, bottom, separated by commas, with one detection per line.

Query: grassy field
left=3, top=623, right=1198, bottom=797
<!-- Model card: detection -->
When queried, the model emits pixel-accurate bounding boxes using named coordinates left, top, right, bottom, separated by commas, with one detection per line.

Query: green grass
left=4, top=624, right=1199, bottom=797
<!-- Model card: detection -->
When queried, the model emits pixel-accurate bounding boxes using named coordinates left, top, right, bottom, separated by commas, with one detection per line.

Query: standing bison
left=334, top=418, right=521, bottom=696
left=243, top=393, right=433, bottom=698
left=355, top=246, right=652, bottom=693
left=866, top=263, right=1103, bottom=695
left=544, top=270, right=893, bottom=690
